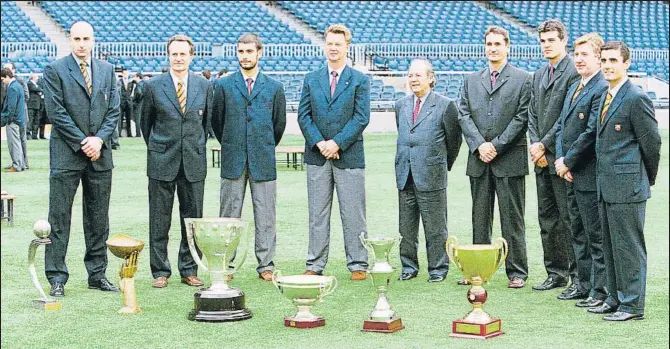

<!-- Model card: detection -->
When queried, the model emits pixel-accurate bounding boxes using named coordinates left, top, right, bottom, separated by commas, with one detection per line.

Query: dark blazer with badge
left=141, top=72, right=212, bottom=183
left=556, top=71, right=608, bottom=191
left=528, top=56, right=580, bottom=174
left=212, top=71, right=286, bottom=181
left=297, top=66, right=370, bottom=169
left=394, top=92, right=461, bottom=191
left=44, top=54, right=120, bottom=171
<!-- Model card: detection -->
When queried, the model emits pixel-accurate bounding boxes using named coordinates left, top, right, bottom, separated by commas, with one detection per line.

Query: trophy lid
left=106, top=234, right=145, bottom=259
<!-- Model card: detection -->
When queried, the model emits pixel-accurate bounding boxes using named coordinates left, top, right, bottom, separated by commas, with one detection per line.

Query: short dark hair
left=202, top=69, right=211, bottom=80
left=1, top=67, right=14, bottom=79
left=161, top=67, right=169, bottom=73
left=538, top=19, right=568, bottom=41
left=237, top=33, right=263, bottom=51
left=135, top=72, right=143, bottom=79
left=485, top=26, right=510, bottom=45
left=217, top=68, right=228, bottom=78
left=601, top=41, right=631, bottom=62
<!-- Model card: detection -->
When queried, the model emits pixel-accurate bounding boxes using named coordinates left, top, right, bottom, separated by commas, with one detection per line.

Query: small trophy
left=28, top=220, right=61, bottom=311
left=359, top=233, right=405, bottom=333
left=273, top=270, right=338, bottom=328
left=446, top=236, right=508, bottom=339
left=106, top=234, right=144, bottom=314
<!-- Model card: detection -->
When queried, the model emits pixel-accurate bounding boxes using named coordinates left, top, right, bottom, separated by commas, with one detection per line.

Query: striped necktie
left=600, top=92, right=612, bottom=124
left=80, top=61, right=92, bottom=95
left=177, top=80, right=186, bottom=114
left=571, top=83, right=583, bottom=104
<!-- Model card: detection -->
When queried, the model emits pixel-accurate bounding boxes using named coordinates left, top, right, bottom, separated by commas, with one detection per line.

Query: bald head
left=69, top=21, right=94, bottom=60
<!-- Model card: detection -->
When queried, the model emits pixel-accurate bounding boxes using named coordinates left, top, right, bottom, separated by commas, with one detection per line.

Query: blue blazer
left=297, top=66, right=370, bottom=169
left=595, top=80, right=661, bottom=203
left=212, top=71, right=286, bottom=181
left=1, top=80, right=26, bottom=127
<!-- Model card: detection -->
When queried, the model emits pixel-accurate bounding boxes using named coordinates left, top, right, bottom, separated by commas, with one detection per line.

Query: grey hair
left=409, top=58, right=435, bottom=88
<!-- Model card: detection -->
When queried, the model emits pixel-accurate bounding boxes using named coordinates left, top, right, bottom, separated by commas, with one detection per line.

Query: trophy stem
left=208, top=271, right=231, bottom=291
left=119, top=277, right=141, bottom=314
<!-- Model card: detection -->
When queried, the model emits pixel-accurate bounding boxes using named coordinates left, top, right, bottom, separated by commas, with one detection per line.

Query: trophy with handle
left=106, top=233, right=144, bottom=314
left=28, top=220, right=61, bottom=311
left=272, top=270, right=338, bottom=328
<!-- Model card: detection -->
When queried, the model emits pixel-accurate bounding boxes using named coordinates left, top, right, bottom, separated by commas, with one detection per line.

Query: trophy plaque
left=106, top=233, right=144, bottom=314
left=273, top=270, right=338, bottom=328
left=28, top=220, right=61, bottom=311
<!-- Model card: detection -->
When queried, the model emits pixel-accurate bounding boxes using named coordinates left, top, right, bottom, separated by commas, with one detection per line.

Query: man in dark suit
left=27, top=74, right=43, bottom=139
left=37, top=75, right=49, bottom=139
left=117, top=68, right=132, bottom=137
left=527, top=19, right=581, bottom=294
left=141, top=34, right=212, bottom=289
left=458, top=26, right=531, bottom=288
left=586, top=41, right=661, bottom=321
left=42, top=21, right=121, bottom=296
left=201, top=69, right=216, bottom=139
left=395, top=59, right=461, bottom=283
left=128, top=72, right=143, bottom=137
left=212, top=33, right=286, bottom=282
left=3, top=62, right=29, bottom=169
left=298, top=24, right=370, bottom=280
left=555, top=33, right=609, bottom=307
left=1, top=67, right=27, bottom=172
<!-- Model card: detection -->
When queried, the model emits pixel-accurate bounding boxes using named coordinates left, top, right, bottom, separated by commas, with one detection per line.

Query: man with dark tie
left=42, top=21, right=121, bottom=296
left=555, top=33, right=609, bottom=307
left=298, top=24, right=370, bottom=280
left=395, top=59, right=461, bottom=283
left=586, top=41, right=661, bottom=321
left=141, top=34, right=212, bottom=289
left=118, top=68, right=132, bottom=137
left=458, top=26, right=531, bottom=288
left=212, top=33, right=286, bottom=282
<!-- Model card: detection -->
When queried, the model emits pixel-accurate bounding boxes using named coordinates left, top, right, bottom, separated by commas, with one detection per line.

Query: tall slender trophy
left=106, top=233, right=144, bottom=314
left=28, top=220, right=61, bottom=311
left=185, top=217, right=252, bottom=322
left=273, top=270, right=338, bottom=328
left=359, top=233, right=405, bottom=333
left=445, top=236, right=508, bottom=339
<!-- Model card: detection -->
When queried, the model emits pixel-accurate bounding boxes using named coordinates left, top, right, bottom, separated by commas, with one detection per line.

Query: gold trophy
left=106, top=234, right=144, bottom=314
left=28, top=220, right=61, bottom=311
left=446, top=236, right=508, bottom=339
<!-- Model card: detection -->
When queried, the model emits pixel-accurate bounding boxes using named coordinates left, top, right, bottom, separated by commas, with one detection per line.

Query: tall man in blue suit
left=298, top=24, right=370, bottom=280
left=212, top=33, right=286, bottom=282
left=141, top=34, right=212, bottom=289
left=586, top=41, right=661, bottom=321
left=555, top=33, right=609, bottom=307
left=42, top=21, right=121, bottom=296
left=395, top=59, right=461, bottom=283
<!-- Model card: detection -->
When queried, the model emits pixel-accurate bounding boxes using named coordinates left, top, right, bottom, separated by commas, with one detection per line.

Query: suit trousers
left=470, top=165, right=528, bottom=280
left=305, top=161, right=368, bottom=273
left=19, top=123, right=28, bottom=168
left=219, top=167, right=277, bottom=274
left=600, top=200, right=647, bottom=314
left=45, top=166, right=112, bottom=284
left=132, top=102, right=142, bottom=137
left=535, top=169, right=575, bottom=281
left=398, top=172, right=449, bottom=277
left=119, top=104, right=132, bottom=137
left=5, top=122, right=24, bottom=170
left=148, top=168, right=204, bottom=279
left=566, top=184, right=607, bottom=300
left=29, top=107, right=41, bottom=138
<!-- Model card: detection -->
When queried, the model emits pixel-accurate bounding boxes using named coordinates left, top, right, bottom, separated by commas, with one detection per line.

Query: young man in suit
left=555, top=33, right=609, bottom=308
left=528, top=19, right=581, bottom=295
left=458, top=26, right=531, bottom=288
left=298, top=24, right=370, bottom=280
left=1, top=67, right=26, bottom=172
left=141, top=34, right=212, bottom=289
left=395, top=59, right=461, bottom=283
left=3, top=62, right=29, bottom=169
left=586, top=41, right=661, bottom=321
left=212, top=33, right=286, bottom=281
left=42, top=21, right=121, bottom=296
left=27, top=74, right=43, bottom=139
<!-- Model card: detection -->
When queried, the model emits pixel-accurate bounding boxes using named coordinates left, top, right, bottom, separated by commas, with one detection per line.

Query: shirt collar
left=551, top=54, right=567, bottom=71
left=328, top=64, right=346, bottom=78
left=414, top=90, right=431, bottom=105
left=170, top=70, right=189, bottom=86
left=241, top=69, right=259, bottom=83
left=488, top=62, right=507, bottom=76
left=581, top=69, right=600, bottom=86
left=72, top=54, right=91, bottom=68
left=608, top=77, right=628, bottom=99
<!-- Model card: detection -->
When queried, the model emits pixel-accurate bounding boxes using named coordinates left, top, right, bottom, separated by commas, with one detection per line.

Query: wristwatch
left=538, top=143, right=544, bottom=151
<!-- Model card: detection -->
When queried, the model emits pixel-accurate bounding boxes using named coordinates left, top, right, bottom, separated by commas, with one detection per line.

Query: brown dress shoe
left=5, top=167, right=19, bottom=173
left=181, top=275, right=204, bottom=287
left=152, top=276, right=168, bottom=288
left=350, top=270, right=367, bottom=281
left=259, top=270, right=273, bottom=281
left=304, top=270, right=320, bottom=276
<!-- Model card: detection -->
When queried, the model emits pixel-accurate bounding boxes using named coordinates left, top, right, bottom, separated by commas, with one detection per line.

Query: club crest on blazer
left=578, top=112, right=585, bottom=119
left=615, top=124, right=621, bottom=131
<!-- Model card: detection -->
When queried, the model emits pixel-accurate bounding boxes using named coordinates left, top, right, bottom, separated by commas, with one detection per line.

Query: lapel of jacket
left=479, top=69, right=493, bottom=95
left=162, top=72, right=183, bottom=116
left=330, top=66, right=352, bottom=105
left=90, top=58, right=103, bottom=103
left=68, top=54, right=90, bottom=98
left=234, top=71, right=251, bottom=101
left=566, top=71, right=602, bottom=116
left=490, top=66, right=510, bottom=95
left=411, top=91, right=436, bottom=130
left=249, top=72, right=266, bottom=101
left=600, top=80, right=630, bottom=131
left=403, top=96, right=414, bottom=129
left=318, top=67, right=332, bottom=103
left=185, top=72, right=200, bottom=113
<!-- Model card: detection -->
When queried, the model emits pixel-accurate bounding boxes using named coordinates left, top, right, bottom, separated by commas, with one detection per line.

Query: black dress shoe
left=50, top=282, right=65, bottom=297
left=576, top=297, right=604, bottom=308
left=603, top=311, right=644, bottom=321
left=532, top=276, right=567, bottom=291
left=588, top=303, right=617, bottom=314
left=427, top=275, right=446, bottom=283
left=398, top=272, right=418, bottom=281
left=557, top=284, right=589, bottom=300
left=88, top=278, right=120, bottom=292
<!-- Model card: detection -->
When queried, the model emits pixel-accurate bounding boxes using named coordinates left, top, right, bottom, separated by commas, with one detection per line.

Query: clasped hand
left=478, top=142, right=497, bottom=163
left=81, top=137, right=103, bottom=162
left=317, top=140, right=340, bottom=160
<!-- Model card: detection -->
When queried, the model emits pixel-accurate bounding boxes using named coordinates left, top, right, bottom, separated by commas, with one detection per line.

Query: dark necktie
left=246, top=78, right=253, bottom=96
left=412, top=97, right=421, bottom=124
left=549, top=65, right=555, bottom=81
left=491, top=71, right=499, bottom=88
left=330, top=71, right=338, bottom=98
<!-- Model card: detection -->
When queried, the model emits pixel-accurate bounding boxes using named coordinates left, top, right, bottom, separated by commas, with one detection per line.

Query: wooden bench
left=211, top=147, right=221, bottom=168
left=1, top=191, right=16, bottom=226
left=211, top=146, right=305, bottom=170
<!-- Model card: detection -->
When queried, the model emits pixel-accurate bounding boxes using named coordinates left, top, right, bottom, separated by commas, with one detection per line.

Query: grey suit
left=395, top=91, right=461, bottom=277
left=141, top=71, right=212, bottom=279
left=42, top=54, right=120, bottom=285
left=458, top=63, right=531, bottom=280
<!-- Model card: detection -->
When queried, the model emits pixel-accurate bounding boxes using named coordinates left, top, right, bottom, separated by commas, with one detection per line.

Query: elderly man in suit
left=1, top=67, right=27, bottom=172
left=458, top=26, right=531, bottom=288
left=212, top=33, right=286, bottom=282
left=395, top=59, right=461, bottom=283
left=298, top=24, right=370, bottom=280
left=141, top=34, right=212, bottom=289
left=586, top=41, right=661, bottom=321
left=27, top=74, right=43, bottom=139
left=555, top=33, right=609, bottom=307
left=42, top=21, right=121, bottom=296
left=528, top=19, right=581, bottom=294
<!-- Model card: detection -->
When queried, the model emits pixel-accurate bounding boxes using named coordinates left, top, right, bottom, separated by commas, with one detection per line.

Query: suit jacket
left=297, top=66, right=370, bottom=169
left=27, top=79, right=42, bottom=110
left=43, top=54, right=120, bottom=171
left=394, top=92, right=461, bottom=191
left=118, top=77, right=130, bottom=109
left=141, top=71, right=212, bottom=182
left=596, top=80, right=661, bottom=203
left=556, top=71, right=608, bottom=191
left=212, top=71, right=286, bottom=181
left=1, top=80, right=26, bottom=127
left=528, top=56, right=580, bottom=174
left=458, top=63, right=531, bottom=177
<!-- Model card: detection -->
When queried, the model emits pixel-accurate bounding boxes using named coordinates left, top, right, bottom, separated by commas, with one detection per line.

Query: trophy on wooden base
left=28, top=220, right=61, bottom=311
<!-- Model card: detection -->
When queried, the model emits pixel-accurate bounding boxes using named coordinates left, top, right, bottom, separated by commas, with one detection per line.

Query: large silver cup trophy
left=28, top=220, right=61, bottom=311
left=273, top=270, right=338, bottom=328
left=185, top=217, right=252, bottom=322
left=359, top=233, right=404, bottom=333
